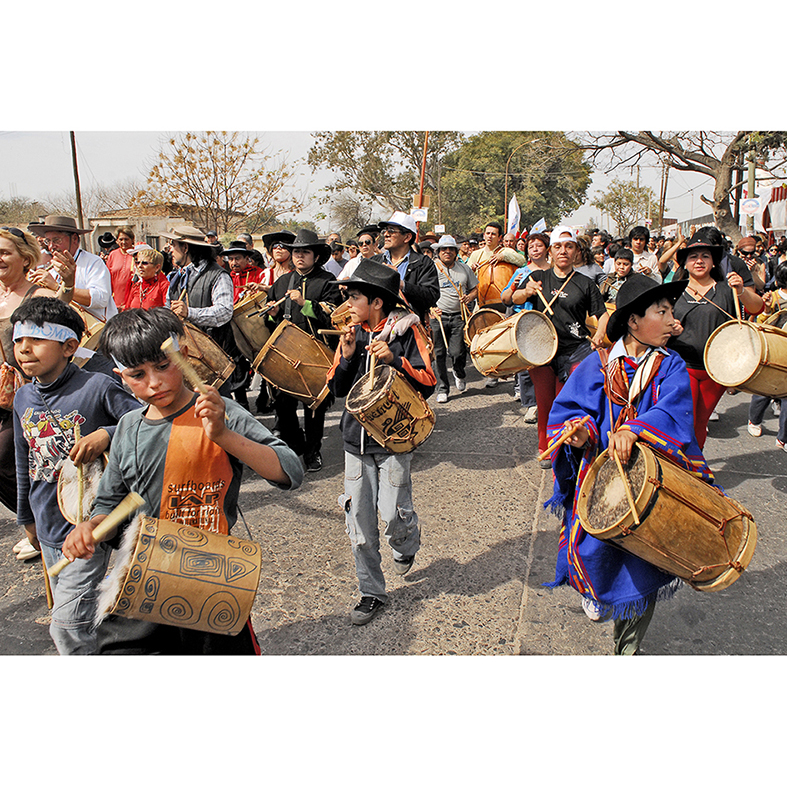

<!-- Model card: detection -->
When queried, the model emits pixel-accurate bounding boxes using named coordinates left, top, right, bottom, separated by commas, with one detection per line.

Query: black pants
left=430, top=313, right=468, bottom=394
left=274, top=391, right=332, bottom=458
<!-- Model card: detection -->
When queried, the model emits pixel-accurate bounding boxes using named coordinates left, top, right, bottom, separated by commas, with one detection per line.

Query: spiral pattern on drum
left=144, top=576, right=160, bottom=602
left=160, top=596, right=195, bottom=624
left=240, top=542, right=257, bottom=557
left=158, top=535, right=178, bottom=554
left=128, top=565, right=143, bottom=583
left=177, top=527, right=209, bottom=547
left=203, top=592, right=241, bottom=632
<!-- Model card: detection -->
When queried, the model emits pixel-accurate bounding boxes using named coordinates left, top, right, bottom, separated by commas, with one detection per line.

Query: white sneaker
left=773, top=401, right=781, bottom=416
left=523, top=405, right=538, bottom=424
left=747, top=422, right=762, bottom=437
left=708, top=410, right=720, bottom=422
left=16, top=542, right=41, bottom=561
left=436, top=392, right=448, bottom=403
left=582, top=596, right=612, bottom=622
left=13, top=537, right=30, bottom=555
left=777, top=439, right=787, bottom=452
left=484, top=378, right=499, bottom=388
left=453, top=374, right=466, bottom=392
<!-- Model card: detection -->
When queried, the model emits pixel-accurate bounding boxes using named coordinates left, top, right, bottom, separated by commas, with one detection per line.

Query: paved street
left=1, top=368, right=785, bottom=656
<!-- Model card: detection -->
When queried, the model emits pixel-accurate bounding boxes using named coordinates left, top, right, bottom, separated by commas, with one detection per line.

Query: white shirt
left=74, top=248, right=117, bottom=320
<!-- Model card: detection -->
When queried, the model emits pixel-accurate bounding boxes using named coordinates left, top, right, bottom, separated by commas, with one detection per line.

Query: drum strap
left=601, top=349, right=664, bottom=430
left=545, top=271, right=575, bottom=312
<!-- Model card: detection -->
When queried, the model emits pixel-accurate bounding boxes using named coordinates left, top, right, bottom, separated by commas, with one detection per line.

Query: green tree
left=591, top=178, right=660, bottom=236
left=439, top=131, right=591, bottom=234
left=144, top=131, right=302, bottom=235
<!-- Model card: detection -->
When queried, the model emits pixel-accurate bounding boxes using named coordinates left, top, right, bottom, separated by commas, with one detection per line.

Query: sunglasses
left=738, top=250, right=756, bottom=258
left=272, top=243, right=287, bottom=250
left=2, top=226, right=32, bottom=247
left=359, top=239, right=374, bottom=246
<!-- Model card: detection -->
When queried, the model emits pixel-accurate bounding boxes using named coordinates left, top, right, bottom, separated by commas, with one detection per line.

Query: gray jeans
left=339, top=451, right=421, bottom=602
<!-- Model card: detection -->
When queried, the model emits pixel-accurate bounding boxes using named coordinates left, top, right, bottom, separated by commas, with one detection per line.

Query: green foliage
left=591, top=178, right=660, bottom=236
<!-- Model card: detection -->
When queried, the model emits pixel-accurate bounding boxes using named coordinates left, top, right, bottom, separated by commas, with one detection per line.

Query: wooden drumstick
left=48, top=492, right=145, bottom=577
left=537, top=415, right=591, bottom=461
left=317, top=329, right=344, bottom=336
left=74, top=423, right=84, bottom=524
left=733, top=287, right=743, bottom=325
left=161, top=337, right=209, bottom=395
left=431, top=308, right=449, bottom=348
left=536, top=288, right=555, bottom=316
left=607, top=432, right=641, bottom=527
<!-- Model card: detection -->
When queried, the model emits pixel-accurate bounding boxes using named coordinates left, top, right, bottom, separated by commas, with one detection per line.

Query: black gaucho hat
left=341, top=259, right=410, bottom=310
left=675, top=231, right=724, bottom=267
left=224, top=240, right=252, bottom=256
left=282, top=228, right=331, bottom=266
left=606, top=274, right=688, bottom=342
left=262, top=230, right=296, bottom=252
left=356, top=224, right=380, bottom=239
left=98, top=231, right=117, bottom=249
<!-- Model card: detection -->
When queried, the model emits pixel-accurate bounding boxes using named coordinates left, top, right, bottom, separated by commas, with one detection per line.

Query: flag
left=507, top=194, right=521, bottom=236
left=530, top=217, right=547, bottom=234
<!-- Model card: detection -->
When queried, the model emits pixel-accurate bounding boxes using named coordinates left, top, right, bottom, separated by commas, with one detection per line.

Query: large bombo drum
left=253, top=320, right=333, bottom=409
left=470, top=310, right=557, bottom=378
left=182, top=322, right=236, bottom=389
left=345, top=364, right=435, bottom=453
left=96, top=515, right=261, bottom=636
left=704, top=320, right=787, bottom=398
left=463, top=308, right=504, bottom=348
left=577, top=443, right=757, bottom=592
left=231, top=291, right=272, bottom=362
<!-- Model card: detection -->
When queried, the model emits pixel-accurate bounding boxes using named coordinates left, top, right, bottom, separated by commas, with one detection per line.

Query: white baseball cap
left=379, top=211, right=418, bottom=237
left=549, top=225, right=579, bottom=245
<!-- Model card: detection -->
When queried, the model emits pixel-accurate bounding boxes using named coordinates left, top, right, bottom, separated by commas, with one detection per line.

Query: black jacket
left=370, top=251, right=439, bottom=322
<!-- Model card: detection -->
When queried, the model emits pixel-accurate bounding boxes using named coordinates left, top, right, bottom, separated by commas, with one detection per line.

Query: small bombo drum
left=231, top=291, right=272, bottom=362
left=476, top=259, right=519, bottom=310
left=470, top=310, right=557, bottom=378
left=96, top=515, right=261, bottom=636
left=183, top=322, right=236, bottom=389
left=463, top=308, right=504, bottom=347
left=57, top=453, right=108, bottom=524
left=330, top=300, right=355, bottom=332
left=253, top=320, right=333, bottom=409
left=704, top=320, right=787, bottom=398
left=346, top=364, right=435, bottom=453
left=577, top=443, right=757, bottom=592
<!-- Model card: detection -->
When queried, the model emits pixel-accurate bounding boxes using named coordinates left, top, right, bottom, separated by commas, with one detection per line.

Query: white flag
left=530, top=217, right=547, bottom=234
left=507, top=194, right=521, bottom=236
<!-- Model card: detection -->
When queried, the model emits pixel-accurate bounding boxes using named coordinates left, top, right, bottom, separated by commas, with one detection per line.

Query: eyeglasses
left=272, top=243, right=287, bottom=250
left=358, top=239, right=374, bottom=246
left=137, top=261, right=158, bottom=266
left=738, top=250, right=756, bottom=258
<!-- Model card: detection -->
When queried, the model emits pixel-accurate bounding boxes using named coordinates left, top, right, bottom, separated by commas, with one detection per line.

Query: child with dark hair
left=61, top=307, right=304, bottom=654
left=326, top=260, right=436, bottom=625
left=544, top=277, right=718, bottom=654
left=11, top=297, right=142, bottom=654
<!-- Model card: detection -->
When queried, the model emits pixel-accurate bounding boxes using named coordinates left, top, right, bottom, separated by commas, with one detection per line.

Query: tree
left=574, top=131, right=787, bottom=242
left=307, top=131, right=463, bottom=218
left=591, top=178, right=660, bottom=236
left=143, top=131, right=302, bottom=234
left=0, top=195, right=50, bottom=226
left=439, top=131, right=591, bottom=234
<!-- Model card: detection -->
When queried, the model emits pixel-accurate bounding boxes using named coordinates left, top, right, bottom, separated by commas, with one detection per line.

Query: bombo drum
left=56, top=453, right=108, bottom=524
left=704, top=320, right=787, bottom=398
left=577, top=443, right=757, bottom=592
left=470, top=310, right=557, bottom=378
left=231, top=291, right=271, bottom=362
left=346, top=364, right=435, bottom=453
left=182, top=322, right=236, bottom=389
left=95, top=515, right=262, bottom=636
left=463, top=308, right=504, bottom=347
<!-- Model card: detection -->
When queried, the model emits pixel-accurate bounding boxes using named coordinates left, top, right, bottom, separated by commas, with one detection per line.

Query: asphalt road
left=1, top=369, right=784, bottom=657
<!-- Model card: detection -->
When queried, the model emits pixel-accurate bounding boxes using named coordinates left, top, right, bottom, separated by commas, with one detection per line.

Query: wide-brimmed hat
left=98, top=232, right=117, bottom=248
left=606, top=275, right=689, bottom=342
left=282, top=228, right=331, bottom=265
left=434, top=234, right=460, bottom=252
left=160, top=225, right=216, bottom=248
left=378, top=211, right=417, bottom=238
left=223, top=240, right=252, bottom=257
left=341, top=259, right=409, bottom=309
left=262, top=230, right=296, bottom=252
left=29, top=215, right=91, bottom=236
left=675, top=231, right=724, bottom=267
left=128, top=242, right=154, bottom=256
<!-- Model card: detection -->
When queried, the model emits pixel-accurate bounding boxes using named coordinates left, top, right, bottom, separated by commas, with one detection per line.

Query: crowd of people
left=1, top=207, right=784, bottom=655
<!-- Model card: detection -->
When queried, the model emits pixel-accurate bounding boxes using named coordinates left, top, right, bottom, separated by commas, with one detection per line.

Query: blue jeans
left=41, top=542, right=111, bottom=655
left=749, top=394, right=787, bottom=442
left=339, top=451, right=421, bottom=602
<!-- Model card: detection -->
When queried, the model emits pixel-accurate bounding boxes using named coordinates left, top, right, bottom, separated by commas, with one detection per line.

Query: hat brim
left=282, top=242, right=331, bottom=266
left=606, top=278, right=689, bottom=342
left=341, top=277, right=410, bottom=310
left=675, top=242, right=723, bottom=267
left=32, top=223, right=91, bottom=236
left=159, top=230, right=215, bottom=248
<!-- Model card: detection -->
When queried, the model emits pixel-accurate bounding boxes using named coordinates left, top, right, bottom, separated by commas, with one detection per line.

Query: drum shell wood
left=252, top=320, right=333, bottom=410
left=577, top=443, right=757, bottom=592
left=345, top=364, right=435, bottom=453
left=97, top=515, right=261, bottom=636
left=181, top=322, right=236, bottom=389
left=463, top=308, right=504, bottom=347
left=56, top=453, right=108, bottom=525
left=704, top=320, right=787, bottom=397
left=476, top=260, right=520, bottom=310
left=70, top=303, right=106, bottom=369
left=330, top=300, right=355, bottom=331
left=469, top=310, right=557, bottom=378
left=231, top=292, right=272, bottom=362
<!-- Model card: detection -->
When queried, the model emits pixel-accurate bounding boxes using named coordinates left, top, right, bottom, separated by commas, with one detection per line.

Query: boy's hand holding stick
left=537, top=415, right=591, bottom=461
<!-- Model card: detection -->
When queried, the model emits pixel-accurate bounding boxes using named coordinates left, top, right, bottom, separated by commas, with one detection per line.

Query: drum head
left=704, top=322, right=762, bottom=387
left=514, top=311, right=557, bottom=366
left=346, top=363, right=393, bottom=410
left=583, top=444, right=648, bottom=532
left=57, top=454, right=108, bottom=525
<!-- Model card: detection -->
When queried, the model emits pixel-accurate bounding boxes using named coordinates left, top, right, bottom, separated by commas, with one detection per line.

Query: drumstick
left=430, top=308, right=449, bottom=348
left=536, top=288, right=555, bottom=316
left=161, top=337, right=209, bottom=395
left=74, top=423, right=84, bottom=524
left=317, top=329, right=344, bottom=336
left=258, top=296, right=287, bottom=316
left=733, top=288, right=743, bottom=325
left=41, top=553, right=54, bottom=609
left=48, top=492, right=145, bottom=578
left=607, top=432, right=641, bottom=527
left=537, top=416, right=591, bottom=461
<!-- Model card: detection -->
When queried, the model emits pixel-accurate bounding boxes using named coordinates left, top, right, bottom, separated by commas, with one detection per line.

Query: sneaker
left=393, top=555, right=415, bottom=576
left=350, top=596, right=385, bottom=626
left=16, top=542, right=41, bottom=561
left=513, top=386, right=520, bottom=398
left=582, top=596, right=612, bottom=622
left=708, top=410, right=720, bottom=422
left=777, top=439, right=787, bottom=453
left=726, top=388, right=739, bottom=396
left=453, top=374, right=466, bottom=392
left=523, top=405, right=538, bottom=424
left=538, top=458, right=552, bottom=469
left=436, top=392, right=448, bottom=403
left=12, top=537, right=30, bottom=555
left=747, top=422, right=762, bottom=437
left=484, top=377, right=499, bottom=388
left=304, top=452, right=322, bottom=472
left=773, top=401, right=781, bottom=416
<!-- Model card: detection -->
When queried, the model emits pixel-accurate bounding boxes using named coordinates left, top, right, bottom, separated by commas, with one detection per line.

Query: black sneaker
left=393, top=555, right=415, bottom=575
left=305, top=452, right=322, bottom=472
left=350, top=596, right=385, bottom=625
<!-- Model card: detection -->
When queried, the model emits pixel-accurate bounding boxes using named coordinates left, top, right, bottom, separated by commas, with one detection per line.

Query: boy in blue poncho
left=544, top=276, right=718, bottom=654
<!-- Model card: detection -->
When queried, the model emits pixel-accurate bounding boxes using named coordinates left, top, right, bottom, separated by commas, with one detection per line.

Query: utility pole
left=70, top=132, right=85, bottom=245
left=747, top=144, right=756, bottom=234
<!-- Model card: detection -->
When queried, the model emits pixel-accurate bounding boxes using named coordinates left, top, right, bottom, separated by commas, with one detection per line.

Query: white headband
left=13, top=320, right=79, bottom=344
